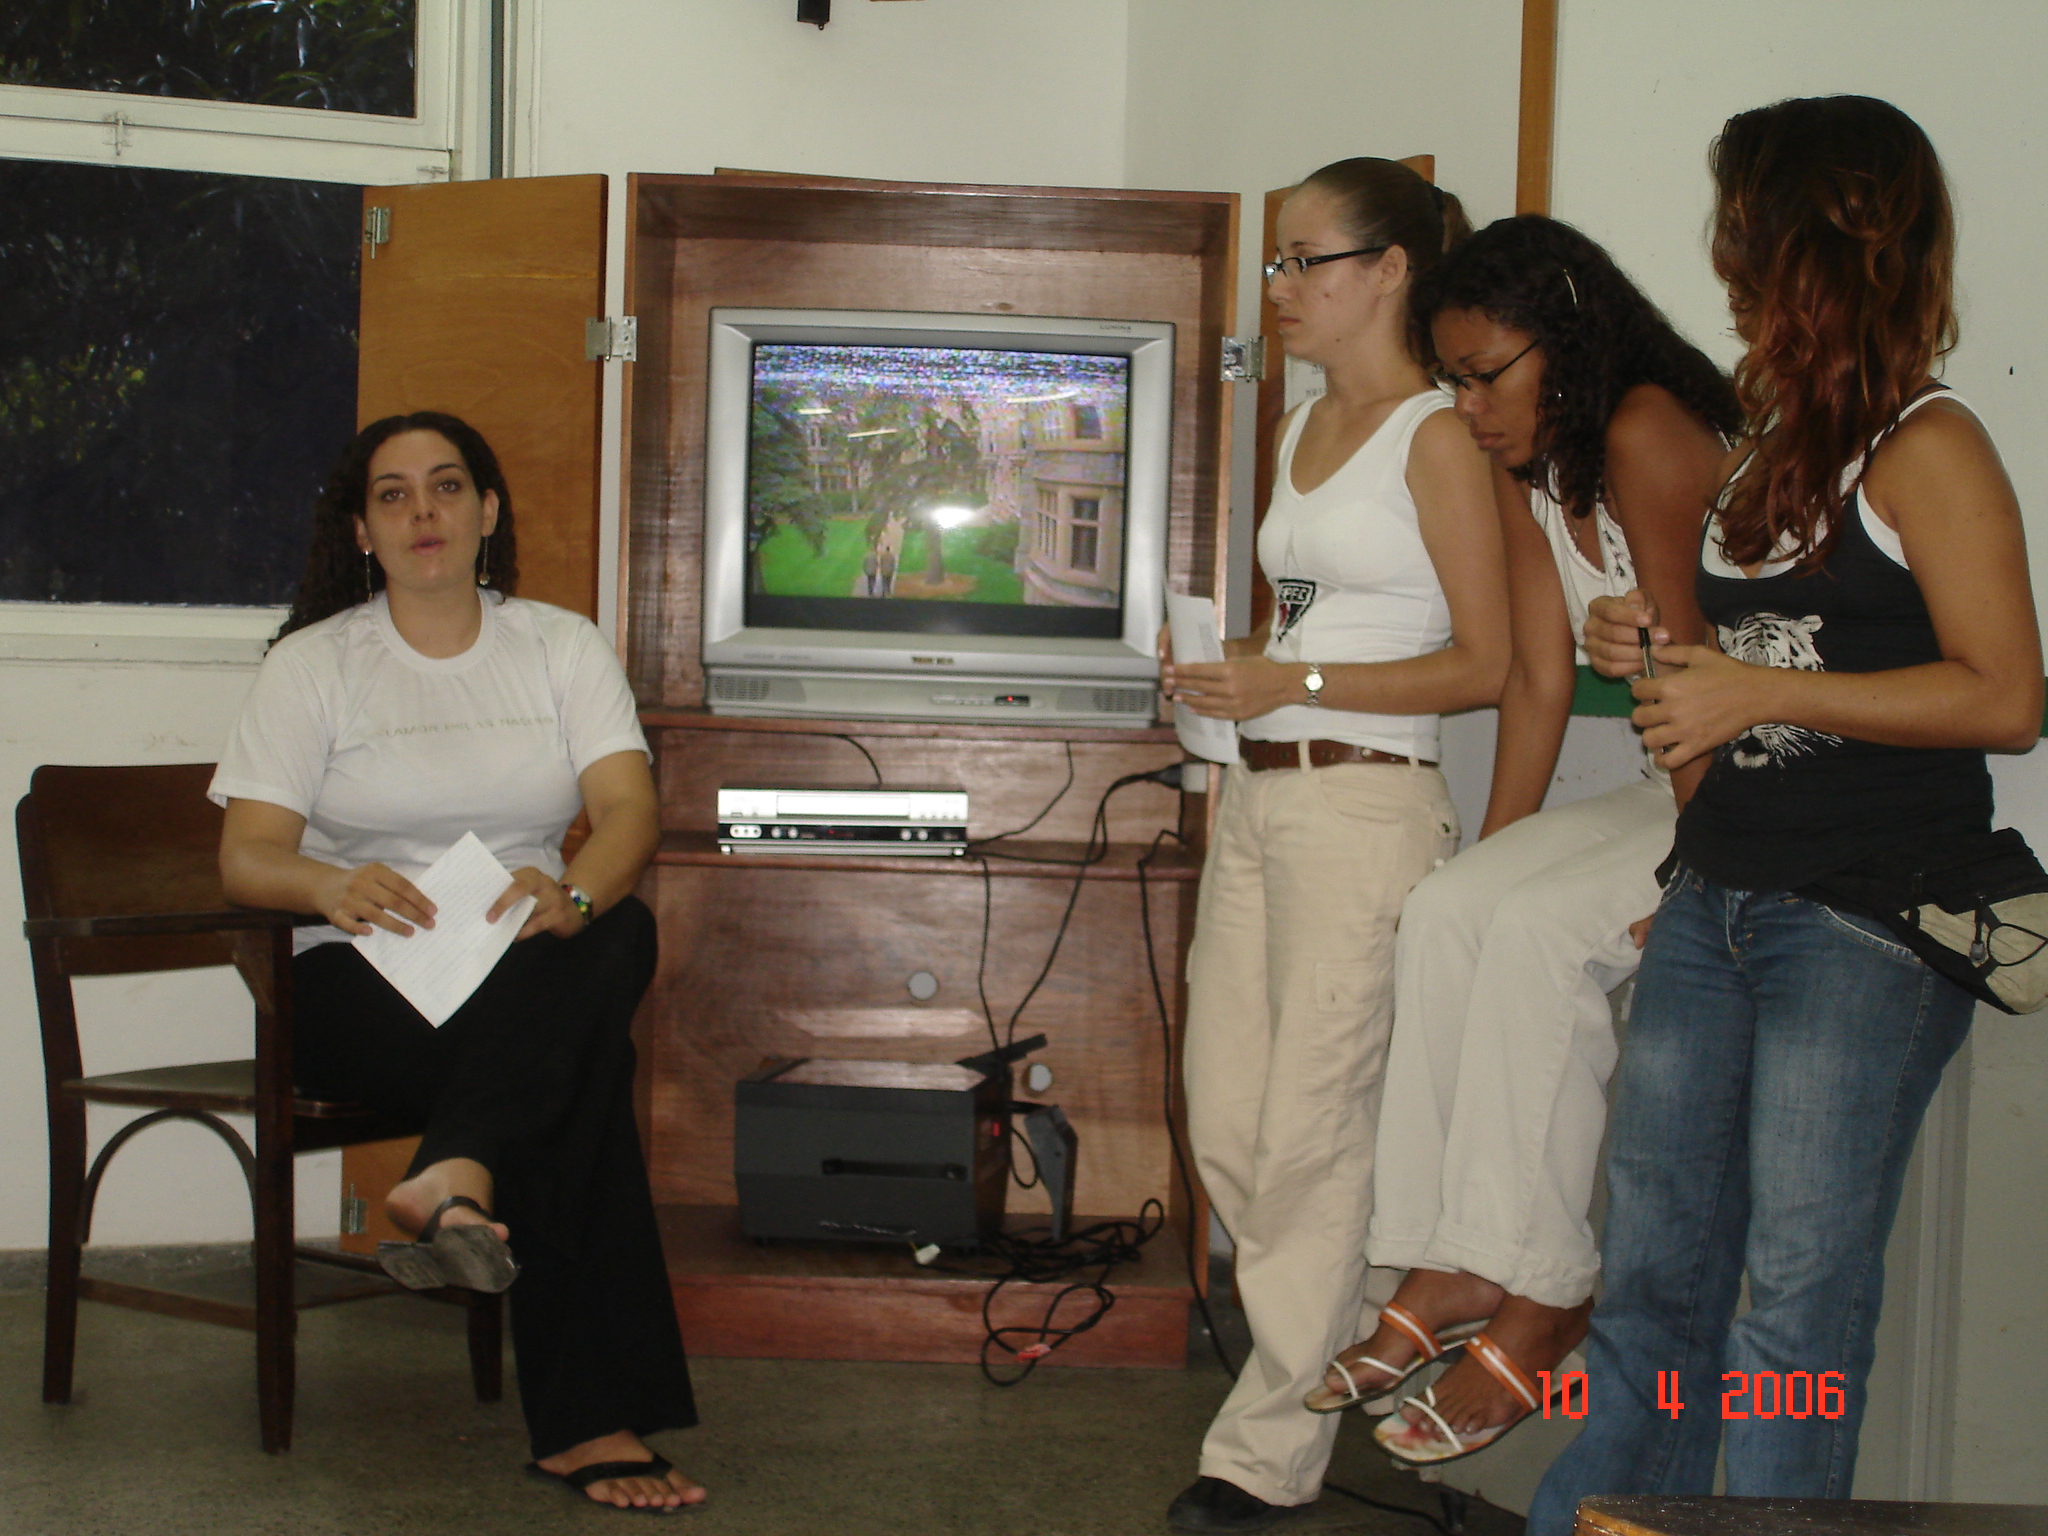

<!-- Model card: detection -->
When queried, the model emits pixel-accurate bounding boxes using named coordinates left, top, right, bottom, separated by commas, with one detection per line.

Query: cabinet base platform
left=657, top=1204, right=1195, bottom=1368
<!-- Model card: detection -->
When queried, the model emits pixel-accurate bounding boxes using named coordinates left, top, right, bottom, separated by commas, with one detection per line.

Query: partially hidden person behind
left=1304, top=215, right=1739, bottom=1466
left=1160, top=159, right=1510, bottom=1532
left=211, top=412, right=705, bottom=1513
left=1529, top=96, right=2040, bottom=1530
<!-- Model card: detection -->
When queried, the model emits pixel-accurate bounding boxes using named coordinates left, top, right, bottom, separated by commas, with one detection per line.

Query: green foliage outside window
left=2, top=0, right=416, bottom=117
left=0, top=161, right=361, bottom=605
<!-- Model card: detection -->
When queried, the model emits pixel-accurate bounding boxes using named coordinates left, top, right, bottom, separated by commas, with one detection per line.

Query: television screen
left=743, top=342, right=1131, bottom=641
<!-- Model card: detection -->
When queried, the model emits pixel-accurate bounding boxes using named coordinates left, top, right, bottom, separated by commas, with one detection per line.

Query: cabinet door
left=1249, top=156, right=1434, bottom=637
left=357, top=176, right=608, bottom=618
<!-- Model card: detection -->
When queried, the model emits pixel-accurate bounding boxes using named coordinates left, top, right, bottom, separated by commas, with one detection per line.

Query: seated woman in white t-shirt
left=211, top=413, right=703, bottom=1514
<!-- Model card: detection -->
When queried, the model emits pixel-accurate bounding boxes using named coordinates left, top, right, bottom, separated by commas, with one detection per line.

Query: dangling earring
left=362, top=547, right=375, bottom=596
left=477, top=533, right=491, bottom=588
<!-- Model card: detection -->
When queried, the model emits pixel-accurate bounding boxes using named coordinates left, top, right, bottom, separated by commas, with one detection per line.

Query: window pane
left=0, top=159, right=361, bottom=605
left=2, top=0, right=417, bottom=118
left=1071, top=524, right=1098, bottom=573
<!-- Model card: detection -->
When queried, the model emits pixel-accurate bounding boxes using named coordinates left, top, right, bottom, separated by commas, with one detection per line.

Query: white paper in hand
left=351, top=832, right=537, bottom=1027
left=1164, top=590, right=1241, bottom=765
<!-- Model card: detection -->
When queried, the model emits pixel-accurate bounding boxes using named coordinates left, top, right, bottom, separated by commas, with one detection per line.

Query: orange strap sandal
left=1302, top=1300, right=1487, bottom=1415
left=1372, top=1332, right=1581, bottom=1464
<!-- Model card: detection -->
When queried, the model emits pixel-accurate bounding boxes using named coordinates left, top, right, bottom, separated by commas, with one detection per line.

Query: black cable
left=826, top=733, right=883, bottom=786
left=987, top=770, right=1179, bottom=1187
left=972, top=853, right=1002, bottom=1060
left=1136, top=826, right=1239, bottom=1379
left=969, top=741, right=1074, bottom=846
left=1137, top=829, right=1460, bottom=1536
left=972, top=1205, right=1164, bottom=1387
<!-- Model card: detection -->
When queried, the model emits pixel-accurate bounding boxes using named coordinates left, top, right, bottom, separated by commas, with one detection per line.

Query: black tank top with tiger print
left=1674, top=401, right=1993, bottom=892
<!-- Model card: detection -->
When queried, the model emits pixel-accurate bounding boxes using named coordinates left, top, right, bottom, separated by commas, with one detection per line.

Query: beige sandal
left=1373, top=1332, right=1585, bottom=1464
left=1302, top=1300, right=1488, bottom=1415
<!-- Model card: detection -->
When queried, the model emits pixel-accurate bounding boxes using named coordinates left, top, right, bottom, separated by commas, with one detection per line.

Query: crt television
left=700, top=307, right=1174, bottom=727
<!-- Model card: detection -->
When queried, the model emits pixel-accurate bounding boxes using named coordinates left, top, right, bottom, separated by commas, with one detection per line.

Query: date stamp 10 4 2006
left=1533, top=1370, right=1850, bottom=1420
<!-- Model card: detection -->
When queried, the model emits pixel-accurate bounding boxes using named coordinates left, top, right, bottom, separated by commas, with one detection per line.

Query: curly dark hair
left=1298, top=158, right=1473, bottom=362
left=1709, top=96, right=1955, bottom=570
left=1413, top=215, right=1741, bottom=518
left=275, top=411, right=519, bottom=642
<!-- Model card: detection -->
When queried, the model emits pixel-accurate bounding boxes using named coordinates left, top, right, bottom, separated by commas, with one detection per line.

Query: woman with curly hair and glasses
left=1300, top=216, right=1740, bottom=1466
left=212, top=413, right=704, bottom=1513
left=1530, top=96, right=2038, bottom=1527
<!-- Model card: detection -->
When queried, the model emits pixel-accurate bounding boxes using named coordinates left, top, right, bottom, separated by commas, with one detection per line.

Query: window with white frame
left=0, top=1, right=490, bottom=614
left=1, top=0, right=487, bottom=186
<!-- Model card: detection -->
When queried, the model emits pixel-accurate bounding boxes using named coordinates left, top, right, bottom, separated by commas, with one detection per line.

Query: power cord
left=825, top=733, right=884, bottom=786
left=1135, top=829, right=1464, bottom=1536
left=978, top=1206, right=1163, bottom=1386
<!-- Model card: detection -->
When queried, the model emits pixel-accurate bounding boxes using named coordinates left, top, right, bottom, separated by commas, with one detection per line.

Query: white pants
left=1184, top=759, right=1459, bottom=1507
left=1367, top=776, right=1674, bottom=1308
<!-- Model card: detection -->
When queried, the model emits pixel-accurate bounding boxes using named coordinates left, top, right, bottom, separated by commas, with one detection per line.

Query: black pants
left=293, top=896, right=696, bottom=1459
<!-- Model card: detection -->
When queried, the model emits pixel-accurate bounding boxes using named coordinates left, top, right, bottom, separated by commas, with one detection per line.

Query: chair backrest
left=17, top=763, right=233, bottom=977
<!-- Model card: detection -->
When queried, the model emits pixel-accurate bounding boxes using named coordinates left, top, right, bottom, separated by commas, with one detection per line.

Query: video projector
left=734, top=1034, right=1077, bottom=1250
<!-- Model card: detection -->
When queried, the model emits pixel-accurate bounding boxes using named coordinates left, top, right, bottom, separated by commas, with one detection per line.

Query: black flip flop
left=526, top=1452, right=703, bottom=1515
left=376, top=1194, right=519, bottom=1293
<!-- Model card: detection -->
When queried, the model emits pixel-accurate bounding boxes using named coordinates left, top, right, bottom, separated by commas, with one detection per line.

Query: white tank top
left=1528, top=485, right=1635, bottom=666
left=1244, top=390, right=1454, bottom=760
left=1528, top=483, right=1670, bottom=786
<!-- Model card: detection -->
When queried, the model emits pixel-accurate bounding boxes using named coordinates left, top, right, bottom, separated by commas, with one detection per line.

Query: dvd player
left=717, top=784, right=970, bottom=856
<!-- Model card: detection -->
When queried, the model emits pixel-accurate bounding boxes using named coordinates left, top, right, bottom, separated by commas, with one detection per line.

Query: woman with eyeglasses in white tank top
left=1158, top=158, right=1511, bottom=1533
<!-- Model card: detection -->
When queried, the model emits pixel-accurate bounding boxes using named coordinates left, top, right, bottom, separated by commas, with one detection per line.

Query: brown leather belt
left=1239, top=738, right=1436, bottom=773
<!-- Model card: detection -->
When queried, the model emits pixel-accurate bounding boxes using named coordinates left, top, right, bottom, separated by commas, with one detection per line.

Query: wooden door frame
left=1518, top=0, right=1559, bottom=216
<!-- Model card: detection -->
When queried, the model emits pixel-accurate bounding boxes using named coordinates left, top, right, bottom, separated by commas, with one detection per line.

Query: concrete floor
left=0, top=1261, right=1526, bottom=1536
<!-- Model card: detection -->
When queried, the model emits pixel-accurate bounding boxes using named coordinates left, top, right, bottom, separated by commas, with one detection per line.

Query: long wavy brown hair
left=275, top=411, right=519, bottom=642
left=1709, top=95, right=1957, bottom=569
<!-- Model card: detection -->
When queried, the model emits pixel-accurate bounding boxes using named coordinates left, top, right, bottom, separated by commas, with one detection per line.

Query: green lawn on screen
left=896, top=527, right=1024, bottom=604
left=755, top=515, right=870, bottom=596
left=757, top=516, right=1026, bottom=604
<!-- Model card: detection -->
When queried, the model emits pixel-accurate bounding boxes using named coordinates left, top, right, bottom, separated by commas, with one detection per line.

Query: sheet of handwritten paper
left=351, top=832, right=536, bottom=1027
left=1165, top=590, right=1241, bottom=765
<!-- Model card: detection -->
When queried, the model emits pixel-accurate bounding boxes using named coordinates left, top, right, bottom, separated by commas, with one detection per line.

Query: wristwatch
left=1303, top=664, right=1325, bottom=708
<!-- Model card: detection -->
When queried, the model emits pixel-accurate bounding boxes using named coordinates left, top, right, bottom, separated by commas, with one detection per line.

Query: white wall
left=1122, top=0, right=1523, bottom=639
left=0, top=630, right=338, bottom=1250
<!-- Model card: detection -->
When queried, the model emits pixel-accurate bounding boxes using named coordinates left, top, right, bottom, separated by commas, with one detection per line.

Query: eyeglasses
left=1435, top=337, right=1542, bottom=393
left=1261, top=245, right=1389, bottom=284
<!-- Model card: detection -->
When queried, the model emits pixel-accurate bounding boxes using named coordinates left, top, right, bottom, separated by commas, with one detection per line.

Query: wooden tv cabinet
left=620, top=174, right=1237, bottom=1367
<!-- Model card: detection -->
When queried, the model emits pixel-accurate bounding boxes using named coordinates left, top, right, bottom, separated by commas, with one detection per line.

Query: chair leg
left=467, top=1292, right=504, bottom=1404
left=252, top=1148, right=296, bottom=1453
left=42, top=1099, right=86, bottom=1405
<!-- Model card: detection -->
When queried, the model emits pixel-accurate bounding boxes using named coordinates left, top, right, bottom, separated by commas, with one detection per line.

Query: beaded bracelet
left=561, top=882, right=595, bottom=927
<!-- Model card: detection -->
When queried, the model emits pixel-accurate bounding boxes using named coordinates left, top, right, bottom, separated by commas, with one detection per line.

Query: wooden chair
left=18, top=762, right=502, bottom=1453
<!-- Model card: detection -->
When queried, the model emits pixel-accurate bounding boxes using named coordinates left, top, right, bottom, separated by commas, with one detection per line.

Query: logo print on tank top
left=1716, top=612, right=1841, bottom=769
left=1273, top=578, right=1318, bottom=641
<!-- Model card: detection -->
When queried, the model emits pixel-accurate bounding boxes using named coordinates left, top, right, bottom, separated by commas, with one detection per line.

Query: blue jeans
left=1528, top=869, right=1974, bottom=1535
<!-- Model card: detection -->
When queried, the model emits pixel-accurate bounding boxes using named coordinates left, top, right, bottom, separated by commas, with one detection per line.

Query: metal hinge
left=363, top=206, right=392, bottom=259
left=340, top=1183, right=368, bottom=1236
left=1220, top=336, right=1266, bottom=382
left=585, top=316, right=639, bottom=362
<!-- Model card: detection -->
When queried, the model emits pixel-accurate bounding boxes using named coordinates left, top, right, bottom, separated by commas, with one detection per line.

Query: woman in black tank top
left=1531, top=97, right=2041, bottom=1529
